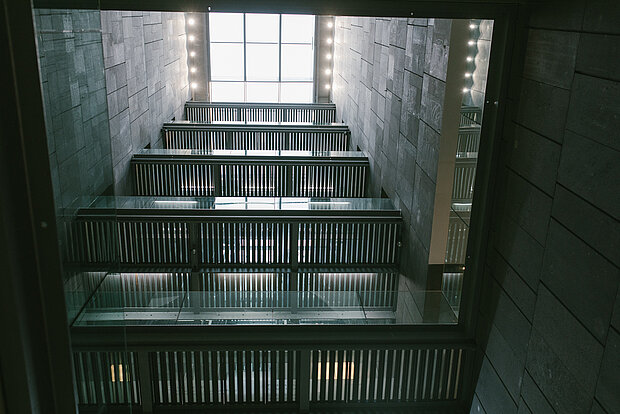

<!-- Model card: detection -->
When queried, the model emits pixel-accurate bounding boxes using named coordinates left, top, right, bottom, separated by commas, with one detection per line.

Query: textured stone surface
left=101, top=11, right=189, bottom=194
left=333, top=17, right=452, bottom=287
left=472, top=2, right=620, bottom=413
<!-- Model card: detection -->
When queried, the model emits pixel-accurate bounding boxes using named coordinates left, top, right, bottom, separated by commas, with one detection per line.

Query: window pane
left=246, top=82, right=279, bottom=102
left=211, top=82, right=244, bottom=102
left=246, top=14, right=279, bottom=43
left=280, top=83, right=313, bottom=103
left=281, top=44, right=313, bottom=81
left=210, top=43, right=244, bottom=81
left=281, top=15, right=314, bottom=43
left=209, top=13, right=244, bottom=42
left=246, top=44, right=279, bottom=81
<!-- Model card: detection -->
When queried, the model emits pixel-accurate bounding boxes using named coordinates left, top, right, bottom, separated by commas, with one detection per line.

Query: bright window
left=209, top=13, right=315, bottom=103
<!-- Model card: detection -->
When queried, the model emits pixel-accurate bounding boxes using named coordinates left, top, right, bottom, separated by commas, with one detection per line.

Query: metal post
left=137, top=352, right=153, bottom=413
left=190, top=223, right=199, bottom=270
left=298, top=350, right=310, bottom=413
left=290, top=222, right=299, bottom=272
left=285, top=165, right=293, bottom=196
left=213, top=164, right=222, bottom=196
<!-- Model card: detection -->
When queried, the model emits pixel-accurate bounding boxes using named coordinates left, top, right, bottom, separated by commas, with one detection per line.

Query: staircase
left=67, top=101, right=471, bottom=413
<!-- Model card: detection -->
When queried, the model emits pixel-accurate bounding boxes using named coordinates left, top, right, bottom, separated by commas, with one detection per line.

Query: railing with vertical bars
left=64, top=196, right=401, bottom=270
left=163, top=122, right=350, bottom=152
left=71, top=339, right=473, bottom=411
left=185, top=102, right=337, bottom=123
left=131, top=149, right=368, bottom=198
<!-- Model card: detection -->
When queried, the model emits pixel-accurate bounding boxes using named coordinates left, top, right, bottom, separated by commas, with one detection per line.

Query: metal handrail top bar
left=186, top=101, right=336, bottom=110
left=132, top=149, right=369, bottom=165
left=74, top=196, right=402, bottom=218
left=163, top=121, right=349, bottom=131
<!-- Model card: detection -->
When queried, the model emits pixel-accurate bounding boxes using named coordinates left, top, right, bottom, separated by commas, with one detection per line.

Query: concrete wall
left=35, top=9, right=113, bottom=215
left=332, top=17, right=452, bottom=288
left=102, top=11, right=189, bottom=195
left=471, top=1, right=620, bottom=413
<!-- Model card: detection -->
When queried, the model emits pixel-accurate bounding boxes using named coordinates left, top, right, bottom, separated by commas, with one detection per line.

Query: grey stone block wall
left=101, top=11, right=189, bottom=195
left=332, top=17, right=452, bottom=288
left=34, top=8, right=113, bottom=215
left=471, top=1, right=620, bottom=413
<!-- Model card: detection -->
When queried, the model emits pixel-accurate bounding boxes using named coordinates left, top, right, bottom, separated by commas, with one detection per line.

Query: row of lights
left=187, top=16, right=198, bottom=90
left=324, top=20, right=334, bottom=91
left=462, top=22, right=478, bottom=94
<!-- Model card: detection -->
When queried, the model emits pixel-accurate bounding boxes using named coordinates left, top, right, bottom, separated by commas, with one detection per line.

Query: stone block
left=504, top=123, right=561, bottom=196
left=541, top=219, right=619, bottom=342
left=576, top=33, right=620, bottom=82
left=596, top=329, right=620, bottom=413
left=416, top=121, right=439, bottom=183
left=523, top=29, right=578, bottom=89
left=557, top=130, right=620, bottom=219
left=519, top=372, right=555, bottom=414
left=551, top=185, right=620, bottom=267
left=474, top=357, right=518, bottom=414
left=488, top=250, right=537, bottom=321
left=566, top=74, right=620, bottom=151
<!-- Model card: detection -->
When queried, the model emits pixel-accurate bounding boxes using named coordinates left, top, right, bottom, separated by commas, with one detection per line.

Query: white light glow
left=326, top=53, right=332, bottom=60
left=325, top=84, right=331, bottom=90
left=325, top=68, right=331, bottom=75
left=188, top=18, right=195, bottom=25
left=466, top=56, right=473, bottom=62
left=154, top=200, right=198, bottom=204
left=190, top=51, right=196, bottom=57
left=464, top=72, right=471, bottom=78
left=469, top=23, right=476, bottom=29
left=468, top=40, right=475, bottom=46
left=191, top=82, right=198, bottom=89
left=188, top=35, right=195, bottom=42
left=190, top=67, right=197, bottom=73
left=462, top=88, right=469, bottom=93
left=326, top=38, right=333, bottom=44
left=327, top=21, right=333, bottom=28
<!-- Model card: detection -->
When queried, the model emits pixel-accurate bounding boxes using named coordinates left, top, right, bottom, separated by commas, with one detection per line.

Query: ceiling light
left=327, top=21, right=333, bottom=28
left=469, top=24, right=476, bottom=29
left=191, top=82, right=198, bottom=89
left=326, top=53, right=332, bottom=60
left=462, top=87, right=469, bottom=93
left=466, top=56, right=473, bottom=62
left=188, top=35, right=195, bottom=42
left=190, top=67, right=197, bottom=73
left=464, top=72, right=471, bottom=78
left=325, top=68, right=331, bottom=75
left=190, top=51, right=196, bottom=57
left=326, top=38, right=333, bottom=44
left=325, top=84, right=331, bottom=90
left=468, top=40, right=475, bottom=46
left=188, top=18, right=195, bottom=25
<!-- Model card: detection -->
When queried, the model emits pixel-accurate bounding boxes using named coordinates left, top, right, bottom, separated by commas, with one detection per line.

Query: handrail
left=65, top=197, right=402, bottom=269
left=185, top=101, right=337, bottom=123
left=162, top=122, right=350, bottom=152
left=131, top=149, right=369, bottom=197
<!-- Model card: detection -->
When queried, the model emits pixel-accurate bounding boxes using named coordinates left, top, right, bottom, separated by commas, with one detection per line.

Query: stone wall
left=35, top=9, right=113, bottom=215
left=471, top=1, right=620, bottom=413
left=101, top=11, right=189, bottom=195
left=332, top=17, right=452, bottom=288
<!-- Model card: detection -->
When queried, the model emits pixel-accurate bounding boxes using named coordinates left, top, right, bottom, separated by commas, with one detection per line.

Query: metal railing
left=131, top=149, right=368, bottom=198
left=445, top=205, right=470, bottom=265
left=64, top=197, right=401, bottom=270
left=185, top=102, right=337, bottom=123
left=71, top=344, right=471, bottom=410
left=163, top=122, right=350, bottom=152
left=459, top=106, right=482, bottom=127
left=452, top=156, right=477, bottom=201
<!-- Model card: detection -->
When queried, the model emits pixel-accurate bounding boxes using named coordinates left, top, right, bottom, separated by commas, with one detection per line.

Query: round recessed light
left=325, top=84, right=331, bottom=90
left=190, top=51, right=196, bottom=57
left=466, top=56, right=473, bottom=62
left=189, top=35, right=195, bottom=42
left=188, top=18, right=195, bottom=25
left=190, top=67, right=197, bottom=73
left=326, top=53, right=332, bottom=60
left=325, top=68, right=331, bottom=75
left=462, top=87, right=469, bottom=93
left=469, top=24, right=476, bottom=29
left=468, top=40, right=475, bottom=46
left=191, top=82, right=198, bottom=89
left=327, top=21, right=333, bottom=28
left=326, top=38, right=333, bottom=44
left=464, top=72, right=471, bottom=78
